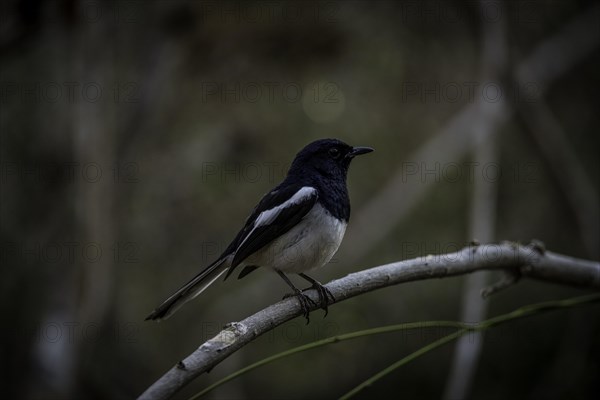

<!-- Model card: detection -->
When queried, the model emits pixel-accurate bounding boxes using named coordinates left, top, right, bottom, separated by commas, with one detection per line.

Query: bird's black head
left=288, top=138, right=373, bottom=181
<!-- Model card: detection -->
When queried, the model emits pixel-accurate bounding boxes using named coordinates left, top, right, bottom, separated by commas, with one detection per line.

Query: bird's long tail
left=145, top=257, right=230, bottom=321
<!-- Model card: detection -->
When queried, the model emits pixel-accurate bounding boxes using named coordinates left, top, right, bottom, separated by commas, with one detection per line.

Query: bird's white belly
left=243, top=204, right=347, bottom=274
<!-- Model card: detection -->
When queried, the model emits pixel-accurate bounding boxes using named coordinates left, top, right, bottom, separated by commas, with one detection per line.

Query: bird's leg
left=277, top=271, right=316, bottom=324
left=298, top=273, right=335, bottom=317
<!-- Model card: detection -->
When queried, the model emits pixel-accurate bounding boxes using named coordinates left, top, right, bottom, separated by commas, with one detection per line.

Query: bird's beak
left=349, top=146, right=374, bottom=157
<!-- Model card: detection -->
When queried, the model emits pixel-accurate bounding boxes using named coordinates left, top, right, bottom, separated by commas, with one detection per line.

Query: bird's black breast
left=312, top=177, right=350, bottom=222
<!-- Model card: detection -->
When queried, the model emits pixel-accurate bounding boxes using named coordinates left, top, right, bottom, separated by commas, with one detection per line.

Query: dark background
left=1, top=1, right=599, bottom=399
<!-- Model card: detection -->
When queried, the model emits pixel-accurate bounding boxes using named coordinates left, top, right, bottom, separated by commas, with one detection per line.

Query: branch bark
left=138, top=242, right=600, bottom=400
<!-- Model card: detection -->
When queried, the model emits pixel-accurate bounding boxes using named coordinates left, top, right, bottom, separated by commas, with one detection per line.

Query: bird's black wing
left=223, top=184, right=318, bottom=278
left=145, top=185, right=317, bottom=320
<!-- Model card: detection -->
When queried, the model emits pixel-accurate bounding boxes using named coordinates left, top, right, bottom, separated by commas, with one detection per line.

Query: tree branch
left=138, top=242, right=600, bottom=400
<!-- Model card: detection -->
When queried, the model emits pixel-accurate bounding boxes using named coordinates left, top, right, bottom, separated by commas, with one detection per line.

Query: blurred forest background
left=1, top=1, right=599, bottom=399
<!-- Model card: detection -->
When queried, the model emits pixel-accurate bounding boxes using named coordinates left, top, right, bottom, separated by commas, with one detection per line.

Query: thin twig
left=481, top=270, right=521, bottom=298
left=340, top=293, right=600, bottom=399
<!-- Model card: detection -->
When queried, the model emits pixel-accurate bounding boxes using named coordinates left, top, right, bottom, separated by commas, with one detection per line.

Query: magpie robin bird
left=145, top=138, right=373, bottom=322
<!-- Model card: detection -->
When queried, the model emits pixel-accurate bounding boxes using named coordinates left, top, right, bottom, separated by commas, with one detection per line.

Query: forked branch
left=138, top=241, right=600, bottom=400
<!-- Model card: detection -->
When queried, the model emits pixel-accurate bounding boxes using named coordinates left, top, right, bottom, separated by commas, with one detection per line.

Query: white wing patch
left=237, top=186, right=317, bottom=249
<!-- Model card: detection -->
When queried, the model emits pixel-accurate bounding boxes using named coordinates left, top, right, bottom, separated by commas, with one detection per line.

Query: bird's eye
left=328, top=148, right=340, bottom=159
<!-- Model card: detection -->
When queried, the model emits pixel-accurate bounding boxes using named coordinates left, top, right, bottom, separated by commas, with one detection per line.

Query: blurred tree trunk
left=443, top=1, right=508, bottom=398
left=26, top=4, right=117, bottom=398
